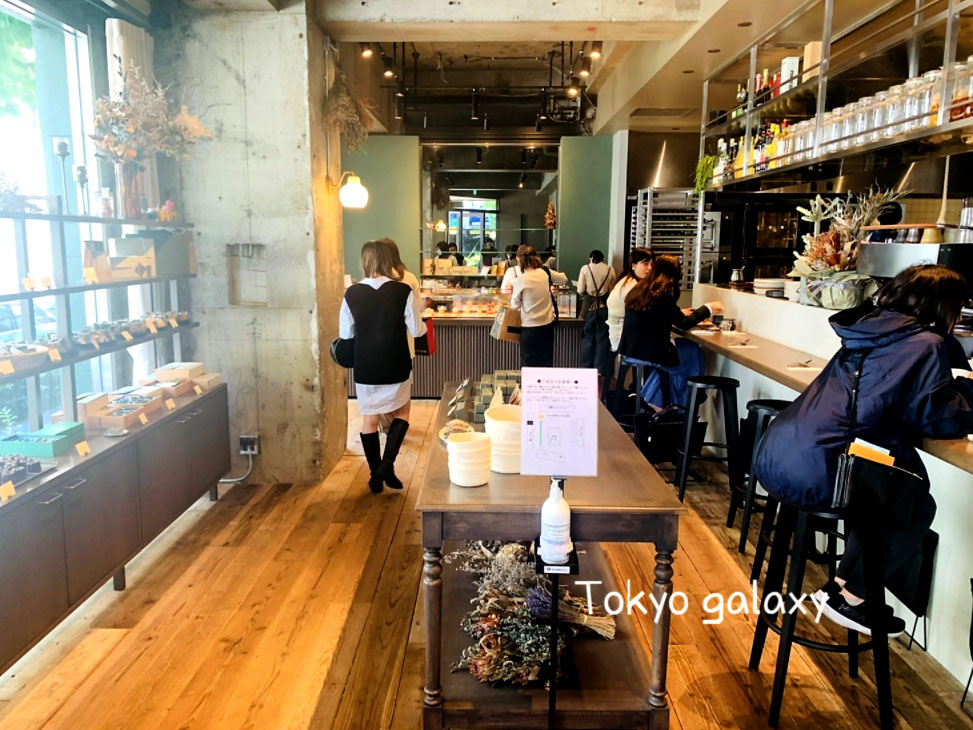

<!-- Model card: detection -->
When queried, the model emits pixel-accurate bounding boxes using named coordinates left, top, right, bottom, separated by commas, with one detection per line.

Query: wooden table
left=682, top=327, right=973, bottom=475
left=416, top=385, right=686, bottom=730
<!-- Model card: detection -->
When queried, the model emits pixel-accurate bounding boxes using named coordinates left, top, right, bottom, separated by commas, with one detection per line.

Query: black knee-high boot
left=360, top=432, right=384, bottom=493
left=376, top=418, right=409, bottom=490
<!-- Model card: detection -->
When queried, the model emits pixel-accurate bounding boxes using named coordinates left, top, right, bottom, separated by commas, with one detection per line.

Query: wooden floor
left=1, top=400, right=971, bottom=730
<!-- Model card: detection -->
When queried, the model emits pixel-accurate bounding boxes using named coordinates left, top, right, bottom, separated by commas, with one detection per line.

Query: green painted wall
left=342, top=135, right=421, bottom=277
left=557, top=136, right=613, bottom=283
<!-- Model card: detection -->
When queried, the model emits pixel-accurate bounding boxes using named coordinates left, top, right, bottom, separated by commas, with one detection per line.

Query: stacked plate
left=447, top=432, right=491, bottom=487
left=485, top=404, right=522, bottom=474
left=753, top=278, right=786, bottom=295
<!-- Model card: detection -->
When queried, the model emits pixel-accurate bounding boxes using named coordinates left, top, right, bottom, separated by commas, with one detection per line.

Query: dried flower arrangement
left=0, top=172, right=39, bottom=213
left=89, top=63, right=211, bottom=166
left=544, top=202, right=557, bottom=230
left=323, top=72, right=374, bottom=152
left=446, top=541, right=615, bottom=686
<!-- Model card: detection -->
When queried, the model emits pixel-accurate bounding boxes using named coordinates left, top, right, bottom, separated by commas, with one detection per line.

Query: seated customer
left=754, top=264, right=973, bottom=635
left=618, top=255, right=722, bottom=408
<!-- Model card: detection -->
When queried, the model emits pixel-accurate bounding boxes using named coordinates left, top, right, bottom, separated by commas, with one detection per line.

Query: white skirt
left=356, top=379, right=412, bottom=415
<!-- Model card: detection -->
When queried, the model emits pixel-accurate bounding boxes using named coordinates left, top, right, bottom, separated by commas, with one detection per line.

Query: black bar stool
left=675, top=375, right=742, bottom=503
left=749, top=494, right=842, bottom=585
left=729, top=399, right=792, bottom=553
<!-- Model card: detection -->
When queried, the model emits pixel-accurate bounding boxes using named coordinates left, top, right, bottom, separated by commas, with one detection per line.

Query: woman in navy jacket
left=754, top=264, right=973, bottom=635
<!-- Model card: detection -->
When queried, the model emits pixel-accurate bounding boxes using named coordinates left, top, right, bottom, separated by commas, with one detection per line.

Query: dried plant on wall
left=323, top=72, right=374, bottom=152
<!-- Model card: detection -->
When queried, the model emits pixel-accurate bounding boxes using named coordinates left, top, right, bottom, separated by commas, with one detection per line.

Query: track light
left=470, top=88, right=480, bottom=120
left=476, top=147, right=483, bottom=165
left=580, top=58, right=592, bottom=77
left=395, top=81, right=405, bottom=97
left=518, top=172, right=527, bottom=189
left=539, top=88, right=548, bottom=120
left=423, top=112, right=428, bottom=129
left=535, top=114, right=543, bottom=132
left=483, top=112, right=489, bottom=131
left=521, top=148, right=528, bottom=166
left=567, top=76, right=580, bottom=98
left=383, top=56, right=394, bottom=78
left=589, top=41, right=603, bottom=59
left=360, top=42, right=373, bottom=59
left=393, top=94, right=404, bottom=120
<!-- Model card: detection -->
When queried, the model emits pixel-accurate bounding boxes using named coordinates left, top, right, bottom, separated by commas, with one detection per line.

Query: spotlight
left=470, top=88, right=480, bottom=120
left=393, top=94, right=404, bottom=120
left=521, top=148, right=528, bottom=166
left=589, top=41, right=603, bottom=59
left=535, top=114, right=543, bottom=132
left=567, top=76, right=580, bottom=97
left=360, top=42, right=373, bottom=59
left=476, top=147, right=483, bottom=165
left=539, top=88, right=548, bottom=120
left=518, top=172, right=527, bottom=189
left=395, top=81, right=405, bottom=97
left=423, top=112, right=428, bottom=129
left=483, top=112, right=489, bottom=131
left=383, top=56, right=394, bottom=78
left=580, top=58, right=592, bottom=78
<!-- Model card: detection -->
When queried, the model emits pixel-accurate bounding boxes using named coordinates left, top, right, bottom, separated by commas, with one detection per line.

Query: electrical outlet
left=239, top=435, right=260, bottom=455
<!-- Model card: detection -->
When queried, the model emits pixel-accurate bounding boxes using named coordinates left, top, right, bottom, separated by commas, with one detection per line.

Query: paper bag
left=415, top=318, right=436, bottom=356
left=490, top=306, right=521, bottom=343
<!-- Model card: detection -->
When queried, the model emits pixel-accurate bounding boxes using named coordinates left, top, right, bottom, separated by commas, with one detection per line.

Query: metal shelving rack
left=633, top=188, right=700, bottom=290
left=0, top=197, right=195, bottom=426
left=698, top=0, right=973, bottom=191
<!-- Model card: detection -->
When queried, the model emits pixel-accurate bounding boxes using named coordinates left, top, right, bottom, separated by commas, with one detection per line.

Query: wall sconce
left=435, top=219, right=447, bottom=231
left=332, top=171, right=369, bottom=208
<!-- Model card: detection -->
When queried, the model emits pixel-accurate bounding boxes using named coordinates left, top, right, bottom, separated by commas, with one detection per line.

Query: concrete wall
left=342, top=135, right=421, bottom=277
left=627, top=131, right=698, bottom=191
left=155, top=2, right=346, bottom=484
left=557, top=136, right=614, bottom=282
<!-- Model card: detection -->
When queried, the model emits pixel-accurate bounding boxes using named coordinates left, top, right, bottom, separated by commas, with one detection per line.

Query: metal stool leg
left=750, top=496, right=779, bottom=583
left=738, top=412, right=770, bottom=553
left=848, top=629, right=860, bottom=678
left=722, top=387, right=743, bottom=527
left=962, top=667, right=972, bottom=708
left=750, top=505, right=796, bottom=670
left=676, top=385, right=702, bottom=502
left=861, top=519, right=894, bottom=730
left=768, top=511, right=811, bottom=727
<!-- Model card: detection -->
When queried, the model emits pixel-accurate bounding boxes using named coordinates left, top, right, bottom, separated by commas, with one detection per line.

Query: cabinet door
left=0, top=495, right=69, bottom=670
left=194, top=389, right=231, bottom=489
left=137, top=418, right=188, bottom=545
left=61, top=445, right=140, bottom=605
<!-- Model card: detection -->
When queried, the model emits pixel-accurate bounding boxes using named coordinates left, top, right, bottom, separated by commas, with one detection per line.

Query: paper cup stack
left=447, top=432, right=491, bottom=487
left=484, top=404, right=522, bottom=474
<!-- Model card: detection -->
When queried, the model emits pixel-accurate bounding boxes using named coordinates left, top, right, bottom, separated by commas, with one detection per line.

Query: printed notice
left=520, top=367, right=598, bottom=477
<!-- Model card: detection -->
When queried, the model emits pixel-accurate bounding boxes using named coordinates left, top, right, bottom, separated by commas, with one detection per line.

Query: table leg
left=649, top=549, right=674, bottom=710
left=423, top=546, right=444, bottom=727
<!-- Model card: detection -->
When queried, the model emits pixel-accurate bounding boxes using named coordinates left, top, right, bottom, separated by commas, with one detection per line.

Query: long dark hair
left=517, top=244, right=543, bottom=271
left=625, top=255, right=680, bottom=311
left=875, top=264, right=971, bottom=332
left=622, top=246, right=654, bottom=282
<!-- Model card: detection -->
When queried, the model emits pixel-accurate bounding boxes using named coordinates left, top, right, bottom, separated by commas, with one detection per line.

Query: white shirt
left=577, top=262, right=616, bottom=303
left=396, top=268, right=424, bottom=357
left=511, top=267, right=569, bottom=328
left=606, top=276, right=638, bottom=351
left=501, top=265, right=522, bottom=294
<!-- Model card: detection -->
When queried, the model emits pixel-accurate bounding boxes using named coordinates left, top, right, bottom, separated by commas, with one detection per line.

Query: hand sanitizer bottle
left=539, top=478, right=572, bottom=564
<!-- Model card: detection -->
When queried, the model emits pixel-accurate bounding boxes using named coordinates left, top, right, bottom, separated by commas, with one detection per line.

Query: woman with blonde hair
left=340, top=240, right=426, bottom=493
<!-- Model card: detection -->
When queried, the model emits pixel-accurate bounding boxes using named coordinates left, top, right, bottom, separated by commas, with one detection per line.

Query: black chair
left=750, top=494, right=842, bottom=586
left=728, top=399, right=791, bottom=553
left=675, top=376, right=743, bottom=503
left=963, top=578, right=972, bottom=709
left=749, top=456, right=920, bottom=729
left=897, top=529, right=938, bottom=652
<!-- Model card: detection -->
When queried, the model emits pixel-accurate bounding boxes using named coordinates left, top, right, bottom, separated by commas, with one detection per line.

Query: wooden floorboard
left=0, top=401, right=971, bottom=730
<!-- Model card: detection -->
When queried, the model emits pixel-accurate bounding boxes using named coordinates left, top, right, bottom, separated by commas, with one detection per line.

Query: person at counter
left=501, top=244, right=522, bottom=293
left=381, top=237, right=423, bottom=359
left=436, top=241, right=457, bottom=267
left=617, top=255, right=722, bottom=407
left=606, top=247, right=653, bottom=353
left=510, top=244, right=568, bottom=367
left=578, top=249, right=616, bottom=376
left=340, top=240, right=426, bottom=494
left=754, top=264, right=973, bottom=636
left=448, top=242, right=464, bottom=267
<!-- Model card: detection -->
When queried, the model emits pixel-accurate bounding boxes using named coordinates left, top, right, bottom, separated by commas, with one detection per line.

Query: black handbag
left=329, top=337, right=354, bottom=369
left=831, top=348, right=923, bottom=517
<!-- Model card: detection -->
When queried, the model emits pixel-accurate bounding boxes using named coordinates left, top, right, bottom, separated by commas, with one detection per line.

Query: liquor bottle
left=772, top=71, right=781, bottom=98
left=733, top=138, right=745, bottom=179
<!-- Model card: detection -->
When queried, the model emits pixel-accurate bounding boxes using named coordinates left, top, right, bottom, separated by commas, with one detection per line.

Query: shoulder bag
left=543, top=266, right=560, bottom=323
left=329, top=337, right=354, bottom=369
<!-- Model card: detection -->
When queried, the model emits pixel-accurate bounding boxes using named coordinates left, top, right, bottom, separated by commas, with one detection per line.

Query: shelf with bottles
left=702, top=0, right=973, bottom=190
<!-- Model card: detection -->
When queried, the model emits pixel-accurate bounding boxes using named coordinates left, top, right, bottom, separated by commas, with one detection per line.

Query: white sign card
left=520, top=367, right=598, bottom=477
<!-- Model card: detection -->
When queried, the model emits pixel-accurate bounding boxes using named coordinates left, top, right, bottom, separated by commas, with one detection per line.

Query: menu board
left=520, top=367, right=598, bottom=477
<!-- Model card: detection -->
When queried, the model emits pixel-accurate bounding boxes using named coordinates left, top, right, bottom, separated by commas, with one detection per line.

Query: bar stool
left=675, top=375, right=742, bottom=503
left=728, top=399, right=792, bottom=553
left=622, top=357, right=673, bottom=453
left=749, top=501, right=895, bottom=729
left=749, top=493, right=842, bottom=585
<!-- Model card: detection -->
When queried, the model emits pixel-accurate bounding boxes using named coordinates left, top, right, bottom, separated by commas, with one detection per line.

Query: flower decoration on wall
left=89, top=63, right=211, bottom=166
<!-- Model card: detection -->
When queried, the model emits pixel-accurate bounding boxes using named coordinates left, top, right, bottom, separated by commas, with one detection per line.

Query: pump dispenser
left=539, top=478, right=573, bottom=564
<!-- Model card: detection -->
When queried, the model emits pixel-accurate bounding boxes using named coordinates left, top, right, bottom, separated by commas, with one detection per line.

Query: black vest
left=344, top=280, right=413, bottom=385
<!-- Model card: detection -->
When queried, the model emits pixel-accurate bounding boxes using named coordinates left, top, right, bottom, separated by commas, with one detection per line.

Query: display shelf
left=0, top=275, right=197, bottom=304
left=0, top=210, right=193, bottom=229
left=0, top=323, right=198, bottom=384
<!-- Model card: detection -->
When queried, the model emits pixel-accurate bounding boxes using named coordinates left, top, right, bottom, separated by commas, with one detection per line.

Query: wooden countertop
left=682, top=327, right=973, bottom=475
left=416, top=384, right=685, bottom=517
